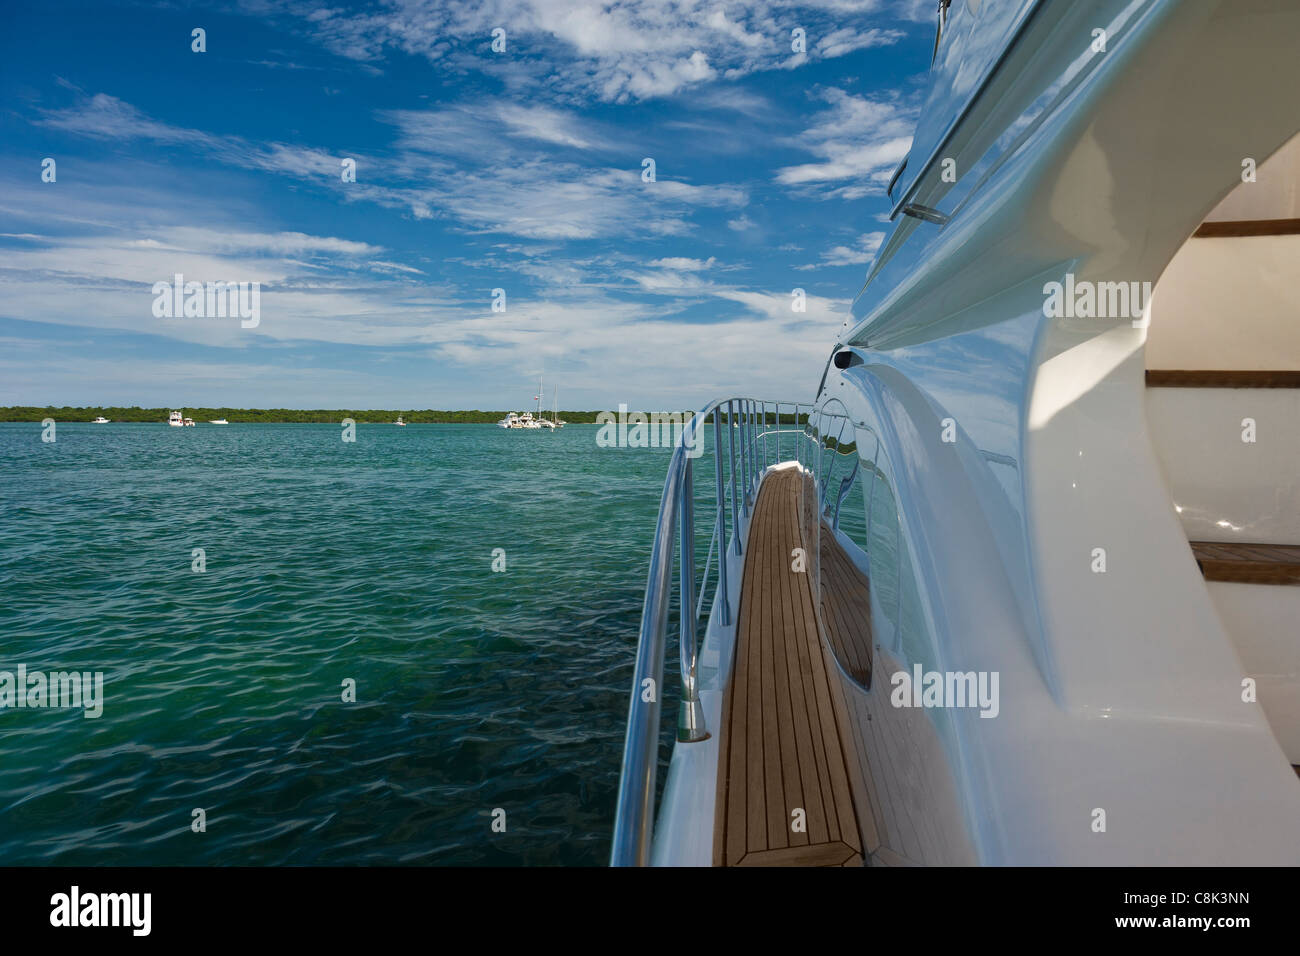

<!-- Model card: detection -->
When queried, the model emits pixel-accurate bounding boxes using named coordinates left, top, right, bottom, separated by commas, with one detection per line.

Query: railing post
left=749, top=400, right=758, bottom=491
left=793, top=404, right=799, bottom=465
left=729, top=399, right=746, bottom=530
left=777, top=403, right=782, bottom=463
left=677, top=453, right=707, bottom=743
left=739, top=399, right=751, bottom=508
left=714, top=410, right=731, bottom=626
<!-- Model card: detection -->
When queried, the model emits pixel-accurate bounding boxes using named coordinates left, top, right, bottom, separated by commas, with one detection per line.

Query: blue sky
left=1, top=0, right=934, bottom=410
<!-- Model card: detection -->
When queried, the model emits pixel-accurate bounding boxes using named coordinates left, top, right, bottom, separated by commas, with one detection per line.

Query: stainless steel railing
left=610, top=397, right=809, bottom=866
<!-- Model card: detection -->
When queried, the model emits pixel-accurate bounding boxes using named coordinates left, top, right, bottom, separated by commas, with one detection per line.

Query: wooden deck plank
left=734, top=841, right=860, bottom=867
left=769, top=481, right=808, bottom=847
left=759, top=482, right=788, bottom=849
left=711, top=467, right=865, bottom=867
left=785, top=480, right=842, bottom=846
left=776, top=477, right=832, bottom=846
left=819, top=537, right=874, bottom=686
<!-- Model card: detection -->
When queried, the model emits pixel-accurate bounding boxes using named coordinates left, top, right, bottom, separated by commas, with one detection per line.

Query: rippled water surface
left=0, top=422, right=677, bottom=865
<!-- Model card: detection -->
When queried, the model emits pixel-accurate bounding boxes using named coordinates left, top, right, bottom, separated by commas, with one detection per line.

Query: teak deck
left=712, top=466, right=869, bottom=867
left=1190, top=541, right=1300, bottom=585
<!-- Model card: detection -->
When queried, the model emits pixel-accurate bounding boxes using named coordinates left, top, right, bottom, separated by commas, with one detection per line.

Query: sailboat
left=539, top=384, right=564, bottom=430
left=612, top=0, right=1300, bottom=868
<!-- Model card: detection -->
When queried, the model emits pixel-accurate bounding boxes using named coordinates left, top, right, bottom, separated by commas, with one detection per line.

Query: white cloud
left=647, top=256, right=716, bottom=271
left=267, top=0, right=905, bottom=102
left=36, top=94, right=747, bottom=241
left=776, top=88, right=914, bottom=197
left=819, top=231, right=885, bottom=266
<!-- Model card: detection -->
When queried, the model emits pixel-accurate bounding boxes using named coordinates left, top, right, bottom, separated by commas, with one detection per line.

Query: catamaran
left=612, top=0, right=1300, bottom=867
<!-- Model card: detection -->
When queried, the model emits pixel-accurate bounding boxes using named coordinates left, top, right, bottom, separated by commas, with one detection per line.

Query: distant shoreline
left=0, top=407, right=649, bottom=424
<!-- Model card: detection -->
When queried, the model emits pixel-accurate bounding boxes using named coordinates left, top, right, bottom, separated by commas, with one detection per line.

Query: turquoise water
left=0, top=422, right=679, bottom=865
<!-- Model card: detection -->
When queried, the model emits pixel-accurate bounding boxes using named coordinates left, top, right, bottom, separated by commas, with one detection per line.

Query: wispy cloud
left=776, top=88, right=914, bottom=198
left=264, top=0, right=906, bottom=101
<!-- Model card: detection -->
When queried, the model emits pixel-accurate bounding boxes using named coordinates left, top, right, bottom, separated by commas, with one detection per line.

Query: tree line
left=0, top=407, right=605, bottom=424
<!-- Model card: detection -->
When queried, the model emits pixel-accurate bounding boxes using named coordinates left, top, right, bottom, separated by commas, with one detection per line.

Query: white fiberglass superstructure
left=612, top=0, right=1300, bottom=867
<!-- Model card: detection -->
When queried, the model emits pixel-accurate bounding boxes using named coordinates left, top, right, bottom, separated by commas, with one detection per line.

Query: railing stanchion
left=730, top=399, right=746, bottom=526
left=677, top=452, right=707, bottom=743
left=714, top=410, right=731, bottom=625
left=739, top=399, right=751, bottom=507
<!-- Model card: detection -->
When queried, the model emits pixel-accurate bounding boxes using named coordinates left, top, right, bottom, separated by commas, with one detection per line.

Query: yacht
left=394, top=415, right=406, bottom=426
left=612, top=0, right=1300, bottom=867
left=497, top=411, right=542, bottom=429
left=167, top=410, right=184, bottom=427
left=91, top=416, right=110, bottom=424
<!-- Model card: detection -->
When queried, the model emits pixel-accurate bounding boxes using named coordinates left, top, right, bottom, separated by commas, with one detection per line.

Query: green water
left=0, top=422, right=680, bottom=865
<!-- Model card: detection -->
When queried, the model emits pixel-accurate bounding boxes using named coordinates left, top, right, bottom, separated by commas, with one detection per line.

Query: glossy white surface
left=1145, top=388, right=1300, bottom=544
left=851, top=0, right=1300, bottom=862
left=1205, top=128, right=1300, bottom=222
left=1145, top=234, right=1300, bottom=371
left=1206, top=581, right=1300, bottom=762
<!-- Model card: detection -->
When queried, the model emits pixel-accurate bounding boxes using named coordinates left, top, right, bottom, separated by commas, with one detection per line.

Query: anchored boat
left=613, top=0, right=1300, bottom=867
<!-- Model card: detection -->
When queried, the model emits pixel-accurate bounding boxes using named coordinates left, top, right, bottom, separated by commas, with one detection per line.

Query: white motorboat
left=209, top=419, right=229, bottom=425
left=167, top=410, right=184, bottom=427
left=91, top=416, right=110, bottom=424
left=394, top=415, right=406, bottom=426
left=497, top=411, right=542, bottom=429
left=612, top=0, right=1300, bottom=868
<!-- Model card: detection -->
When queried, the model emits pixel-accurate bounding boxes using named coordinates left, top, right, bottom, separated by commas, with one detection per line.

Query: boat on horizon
left=91, top=416, right=110, bottom=424
left=612, top=0, right=1300, bottom=868
left=209, top=418, right=229, bottom=425
left=394, top=414, right=406, bottom=426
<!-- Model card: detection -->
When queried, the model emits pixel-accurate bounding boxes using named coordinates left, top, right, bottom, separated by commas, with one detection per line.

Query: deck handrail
left=610, top=397, right=809, bottom=866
